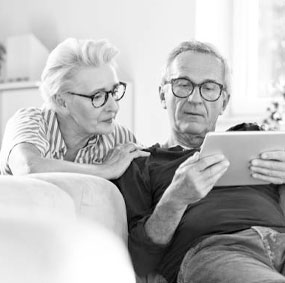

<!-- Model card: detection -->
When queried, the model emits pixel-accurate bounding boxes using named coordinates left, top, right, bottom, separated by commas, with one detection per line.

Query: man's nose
left=187, top=86, right=202, bottom=103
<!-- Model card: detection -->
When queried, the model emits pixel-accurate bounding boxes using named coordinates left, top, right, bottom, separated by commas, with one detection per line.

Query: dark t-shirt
left=114, top=128, right=285, bottom=283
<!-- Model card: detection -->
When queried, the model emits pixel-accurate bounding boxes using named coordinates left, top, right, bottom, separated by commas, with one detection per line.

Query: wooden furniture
left=0, top=81, right=42, bottom=144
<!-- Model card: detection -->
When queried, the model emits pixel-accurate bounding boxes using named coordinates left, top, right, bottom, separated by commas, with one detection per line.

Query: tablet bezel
left=199, top=131, right=285, bottom=186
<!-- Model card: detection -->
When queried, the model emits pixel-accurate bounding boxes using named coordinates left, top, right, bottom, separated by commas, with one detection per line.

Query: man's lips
left=184, top=111, right=204, bottom=116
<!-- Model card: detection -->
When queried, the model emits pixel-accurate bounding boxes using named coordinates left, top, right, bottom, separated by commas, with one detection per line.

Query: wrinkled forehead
left=167, top=51, right=225, bottom=83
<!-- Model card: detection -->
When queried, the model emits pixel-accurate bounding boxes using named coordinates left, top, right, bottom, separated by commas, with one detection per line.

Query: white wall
left=0, top=0, right=196, bottom=145
left=194, top=0, right=236, bottom=129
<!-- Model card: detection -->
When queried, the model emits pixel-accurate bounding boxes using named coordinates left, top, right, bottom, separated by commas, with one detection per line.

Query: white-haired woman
left=0, top=38, right=148, bottom=178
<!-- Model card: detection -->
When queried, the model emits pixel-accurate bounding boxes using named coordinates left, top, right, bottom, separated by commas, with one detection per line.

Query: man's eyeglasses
left=68, top=81, right=127, bottom=108
left=163, top=77, right=224, bottom=102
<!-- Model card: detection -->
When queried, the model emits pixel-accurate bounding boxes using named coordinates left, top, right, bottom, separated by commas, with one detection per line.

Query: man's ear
left=159, top=86, right=167, bottom=109
left=219, top=92, right=230, bottom=115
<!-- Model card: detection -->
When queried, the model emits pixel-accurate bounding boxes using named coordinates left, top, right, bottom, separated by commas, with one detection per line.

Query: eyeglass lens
left=92, top=83, right=126, bottom=107
left=172, top=78, right=221, bottom=101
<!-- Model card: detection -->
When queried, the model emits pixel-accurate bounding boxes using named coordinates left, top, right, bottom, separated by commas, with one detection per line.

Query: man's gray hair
left=40, top=38, right=119, bottom=108
left=161, top=40, right=231, bottom=94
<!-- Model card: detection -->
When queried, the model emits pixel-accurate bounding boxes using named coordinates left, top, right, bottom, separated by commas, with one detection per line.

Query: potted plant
left=262, top=76, right=285, bottom=131
left=0, top=43, right=6, bottom=82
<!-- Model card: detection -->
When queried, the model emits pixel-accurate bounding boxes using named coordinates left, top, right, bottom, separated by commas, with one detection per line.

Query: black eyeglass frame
left=67, top=81, right=127, bottom=108
left=164, top=77, right=225, bottom=102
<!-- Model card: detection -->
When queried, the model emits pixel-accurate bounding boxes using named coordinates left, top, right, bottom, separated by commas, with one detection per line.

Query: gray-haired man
left=114, top=40, right=285, bottom=283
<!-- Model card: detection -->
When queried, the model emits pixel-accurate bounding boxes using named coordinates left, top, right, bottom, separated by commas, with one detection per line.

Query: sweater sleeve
left=113, top=157, right=169, bottom=276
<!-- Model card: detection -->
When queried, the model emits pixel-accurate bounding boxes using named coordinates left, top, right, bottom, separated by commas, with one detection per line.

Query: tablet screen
left=200, top=131, right=285, bottom=186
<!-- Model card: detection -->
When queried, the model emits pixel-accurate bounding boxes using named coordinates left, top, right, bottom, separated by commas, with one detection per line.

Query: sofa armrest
left=0, top=175, right=75, bottom=216
left=28, top=172, right=128, bottom=243
left=0, top=174, right=135, bottom=282
left=0, top=205, right=135, bottom=283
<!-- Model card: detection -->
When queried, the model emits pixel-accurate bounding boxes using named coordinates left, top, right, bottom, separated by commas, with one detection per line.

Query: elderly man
left=0, top=38, right=148, bottom=178
left=114, top=41, right=285, bottom=283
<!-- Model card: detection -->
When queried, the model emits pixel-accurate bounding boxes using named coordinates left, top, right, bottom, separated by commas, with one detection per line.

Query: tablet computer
left=199, top=131, right=285, bottom=186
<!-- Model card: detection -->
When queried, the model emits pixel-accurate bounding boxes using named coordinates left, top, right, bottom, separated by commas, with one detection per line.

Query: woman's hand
left=102, top=143, right=150, bottom=179
left=250, top=150, right=285, bottom=184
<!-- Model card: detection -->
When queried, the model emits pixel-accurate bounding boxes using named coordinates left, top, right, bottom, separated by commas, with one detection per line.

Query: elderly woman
left=0, top=38, right=148, bottom=178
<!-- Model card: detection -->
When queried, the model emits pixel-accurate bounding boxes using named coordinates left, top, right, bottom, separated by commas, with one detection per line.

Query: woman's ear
left=159, top=86, right=167, bottom=109
left=54, top=93, right=69, bottom=113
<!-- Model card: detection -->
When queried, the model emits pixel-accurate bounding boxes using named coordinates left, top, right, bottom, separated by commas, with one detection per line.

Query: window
left=231, top=0, right=285, bottom=119
left=195, top=0, right=285, bottom=129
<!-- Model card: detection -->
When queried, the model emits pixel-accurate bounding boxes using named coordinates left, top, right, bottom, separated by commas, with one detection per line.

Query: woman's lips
left=102, top=118, right=114, bottom=123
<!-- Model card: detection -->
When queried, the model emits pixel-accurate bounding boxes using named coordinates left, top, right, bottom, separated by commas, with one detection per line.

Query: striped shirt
left=0, top=106, right=137, bottom=175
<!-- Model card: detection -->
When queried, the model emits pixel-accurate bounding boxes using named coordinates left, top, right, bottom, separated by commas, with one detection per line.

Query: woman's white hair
left=40, top=38, right=119, bottom=108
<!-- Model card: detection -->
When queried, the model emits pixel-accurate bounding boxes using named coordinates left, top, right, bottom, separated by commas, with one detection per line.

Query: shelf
left=0, top=81, right=40, bottom=91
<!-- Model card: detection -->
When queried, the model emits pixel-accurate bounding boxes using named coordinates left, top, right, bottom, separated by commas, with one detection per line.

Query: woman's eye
left=93, top=92, right=105, bottom=100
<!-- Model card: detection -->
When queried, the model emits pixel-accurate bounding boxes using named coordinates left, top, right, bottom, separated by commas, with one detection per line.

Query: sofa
left=0, top=173, right=136, bottom=283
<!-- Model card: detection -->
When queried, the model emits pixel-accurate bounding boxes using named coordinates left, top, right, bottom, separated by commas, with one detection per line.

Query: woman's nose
left=105, top=94, right=119, bottom=112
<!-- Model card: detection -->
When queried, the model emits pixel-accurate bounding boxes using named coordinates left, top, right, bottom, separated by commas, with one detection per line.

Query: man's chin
left=179, top=123, right=205, bottom=136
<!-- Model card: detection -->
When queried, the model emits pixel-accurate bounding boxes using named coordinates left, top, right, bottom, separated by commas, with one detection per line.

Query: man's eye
left=203, top=83, right=217, bottom=90
left=176, top=82, right=191, bottom=87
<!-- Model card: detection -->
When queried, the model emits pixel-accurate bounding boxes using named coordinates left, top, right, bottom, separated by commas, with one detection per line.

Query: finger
left=251, top=172, right=283, bottom=185
left=119, top=142, right=139, bottom=152
left=129, top=144, right=148, bottom=152
left=180, top=152, right=200, bottom=168
left=250, top=165, right=285, bottom=179
left=192, top=151, right=200, bottom=159
left=134, top=144, right=147, bottom=151
left=260, top=150, right=285, bottom=162
left=207, top=166, right=229, bottom=187
left=203, top=160, right=229, bottom=181
left=251, top=159, right=285, bottom=171
left=199, top=166, right=229, bottom=194
left=197, top=154, right=228, bottom=171
left=137, top=150, right=151, bottom=157
left=215, top=166, right=229, bottom=182
left=131, top=150, right=150, bottom=159
left=126, top=143, right=147, bottom=151
left=193, top=161, right=229, bottom=191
